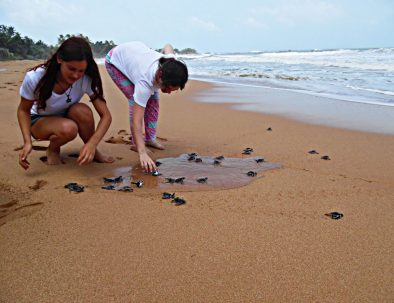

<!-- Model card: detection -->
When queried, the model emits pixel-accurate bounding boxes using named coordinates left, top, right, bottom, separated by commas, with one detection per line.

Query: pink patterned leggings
left=105, top=51, right=159, bottom=143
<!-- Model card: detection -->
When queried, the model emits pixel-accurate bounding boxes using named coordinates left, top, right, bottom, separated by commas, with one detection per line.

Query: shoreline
left=1, top=61, right=393, bottom=302
left=190, top=78, right=394, bottom=135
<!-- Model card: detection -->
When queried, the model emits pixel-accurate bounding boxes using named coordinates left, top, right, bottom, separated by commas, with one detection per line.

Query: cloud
left=245, top=17, right=266, bottom=29
left=0, top=0, right=78, bottom=25
left=189, top=17, right=220, bottom=32
left=254, top=0, right=343, bottom=25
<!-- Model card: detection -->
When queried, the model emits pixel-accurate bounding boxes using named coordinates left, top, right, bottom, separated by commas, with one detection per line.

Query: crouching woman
left=17, top=37, right=114, bottom=169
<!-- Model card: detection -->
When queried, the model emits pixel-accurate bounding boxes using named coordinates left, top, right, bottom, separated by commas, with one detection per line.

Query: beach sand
left=0, top=61, right=393, bottom=302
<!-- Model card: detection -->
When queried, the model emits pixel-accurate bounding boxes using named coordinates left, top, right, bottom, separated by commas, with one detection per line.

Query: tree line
left=0, top=25, right=116, bottom=61
left=0, top=24, right=197, bottom=61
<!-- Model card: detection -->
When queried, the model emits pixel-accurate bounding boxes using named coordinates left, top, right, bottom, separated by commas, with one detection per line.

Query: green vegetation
left=0, top=24, right=197, bottom=61
left=0, top=25, right=53, bottom=60
left=0, top=25, right=115, bottom=61
left=177, top=48, right=197, bottom=54
left=57, top=34, right=116, bottom=58
left=157, top=47, right=198, bottom=55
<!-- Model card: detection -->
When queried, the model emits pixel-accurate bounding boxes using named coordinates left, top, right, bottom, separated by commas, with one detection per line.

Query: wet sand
left=0, top=60, right=393, bottom=302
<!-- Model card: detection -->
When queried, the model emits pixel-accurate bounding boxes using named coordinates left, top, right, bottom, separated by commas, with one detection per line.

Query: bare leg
left=31, top=117, right=78, bottom=165
left=67, top=103, right=114, bottom=163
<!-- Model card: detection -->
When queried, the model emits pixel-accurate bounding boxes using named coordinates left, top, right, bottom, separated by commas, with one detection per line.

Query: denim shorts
left=31, top=111, right=68, bottom=126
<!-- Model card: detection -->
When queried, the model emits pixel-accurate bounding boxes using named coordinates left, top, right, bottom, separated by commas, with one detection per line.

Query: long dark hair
left=30, top=36, right=104, bottom=110
left=158, top=58, right=188, bottom=89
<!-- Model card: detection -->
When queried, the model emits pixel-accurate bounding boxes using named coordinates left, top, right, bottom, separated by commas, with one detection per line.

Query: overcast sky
left=0, top=0, right=393, bottom=53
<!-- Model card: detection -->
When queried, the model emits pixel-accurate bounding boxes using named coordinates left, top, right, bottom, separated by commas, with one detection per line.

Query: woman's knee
left=57, top=120, right=78, bottom=140
left=68, top=103, right=94, bottom=124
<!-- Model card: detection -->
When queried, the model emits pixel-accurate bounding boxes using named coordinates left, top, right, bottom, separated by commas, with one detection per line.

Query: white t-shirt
left=108, top=41, right=175, bottom=107
left=19, top=67, right=94, bottom=115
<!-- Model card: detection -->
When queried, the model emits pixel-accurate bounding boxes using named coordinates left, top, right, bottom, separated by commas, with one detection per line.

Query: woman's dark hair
left=30, top=36, right=104, bottom=110
left=158, top=58, right=188, bottom=90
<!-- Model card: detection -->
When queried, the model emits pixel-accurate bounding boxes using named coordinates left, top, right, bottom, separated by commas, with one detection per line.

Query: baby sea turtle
left=243, top=147, right=254, bottom=155
left=188, top=155, right=195, bottom=161
left=64, top=182, right=85, bottom=193
left=101, top=185, right=116, bottom=190
left=104, top=176, right=123, bottom=183
left=215, top=155, right=224, bottom=160
left=267, top=127, right=272, bottom=131
left=195, top=158, right=202, bottom=163
left=175, top=177, right=185, bottom=184
left=152, top=170, right=162, bottom=176
left=213, top=159, right=221, bottom=165
left=246, top=171, right=257, bottom=177
left=117, top=186, right=133, bottom=192
left=197, top=177, right=208, bottom=183
left=188, top=152, right=198, bottom=157
left=155, top=161, right=162, bottom=167
left=255, top=158, right=265, bottom=163
left=321, top=155, right=331, bottom=160
left=308, top=150, right=319, bottom=154
left=165, top=177, right=176, bottom=184
left=325, top=212, right=343, bottom=220
left=172, top=197, right=186, bottom=206
left=162, top=192, right=175, bottom=199
left=131, top=180, right=144, bottom=188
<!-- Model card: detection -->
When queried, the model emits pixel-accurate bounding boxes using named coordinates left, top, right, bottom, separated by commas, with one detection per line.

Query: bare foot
left=94, top=150, right=115, bottom=163
left=130, top=144, right=138, bottom=152
left=146, top=140, right=165, bottom=150
left=46, top=149, right=63, bottom=165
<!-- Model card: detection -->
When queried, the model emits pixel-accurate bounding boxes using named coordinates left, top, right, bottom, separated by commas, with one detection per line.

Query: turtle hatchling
left=172, top=197, right=186, bottom=206
left=104, top=176, right=123, bottom=183
left=132, top=180, right=144, bottom=188
left=65, top=182, right=85, bottom=193
left=325, top=212, right=343, bottom=220
left=197, top=177, right=208, bottom=183
left=162, top=192, right=175, bottom=199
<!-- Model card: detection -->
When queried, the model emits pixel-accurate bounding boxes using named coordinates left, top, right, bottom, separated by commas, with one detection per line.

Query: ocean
left=97, top=47, right=394, bottom=134
left=179, top=48, right=394, bottom=107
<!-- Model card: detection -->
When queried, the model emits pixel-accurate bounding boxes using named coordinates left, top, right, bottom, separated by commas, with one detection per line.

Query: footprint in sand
left=28, top=180, right=48, bottom=191
left=105, top=133, right=132, bottom=145
left=105, top=130, right=168, bottom=145
left=0, top=183, right=44, bottom=226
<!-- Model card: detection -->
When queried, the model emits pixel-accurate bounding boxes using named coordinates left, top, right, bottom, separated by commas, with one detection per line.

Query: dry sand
left=0, top=61, right=393, bottom=302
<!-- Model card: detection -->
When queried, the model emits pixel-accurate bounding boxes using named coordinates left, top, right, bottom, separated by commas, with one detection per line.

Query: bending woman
left=17, top=37, right=114, bottom=169
left=105, top=41, right=188, bottom=172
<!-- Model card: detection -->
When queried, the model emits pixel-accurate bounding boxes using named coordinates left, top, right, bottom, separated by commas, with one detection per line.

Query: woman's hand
left=17, top=98, right=34, bottom=170
left=19, top=142, right=32, bottom=170
left=139, top=152, right=157, bottom=172
left=77, top=142, right=96, bottom=165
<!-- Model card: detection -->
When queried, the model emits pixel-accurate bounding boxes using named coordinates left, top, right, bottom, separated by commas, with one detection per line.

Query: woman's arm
left=17, top=98, right=34, bottom=170
left=132, top=104, right=157, bottom=172
left=77, top=98, right=112, bottom=165
left=161, top=43, right=175, bottom=55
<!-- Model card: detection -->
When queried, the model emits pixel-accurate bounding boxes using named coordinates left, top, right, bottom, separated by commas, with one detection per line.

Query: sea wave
left=188, top=50, right=394, bottom=71
left=347, top=85, right=394, bottom=96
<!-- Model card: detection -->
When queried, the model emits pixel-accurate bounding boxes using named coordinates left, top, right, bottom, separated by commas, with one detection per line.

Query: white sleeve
left=82, top=75, right=94, bottom=96
left=19, top=72, right=37, bottom=101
